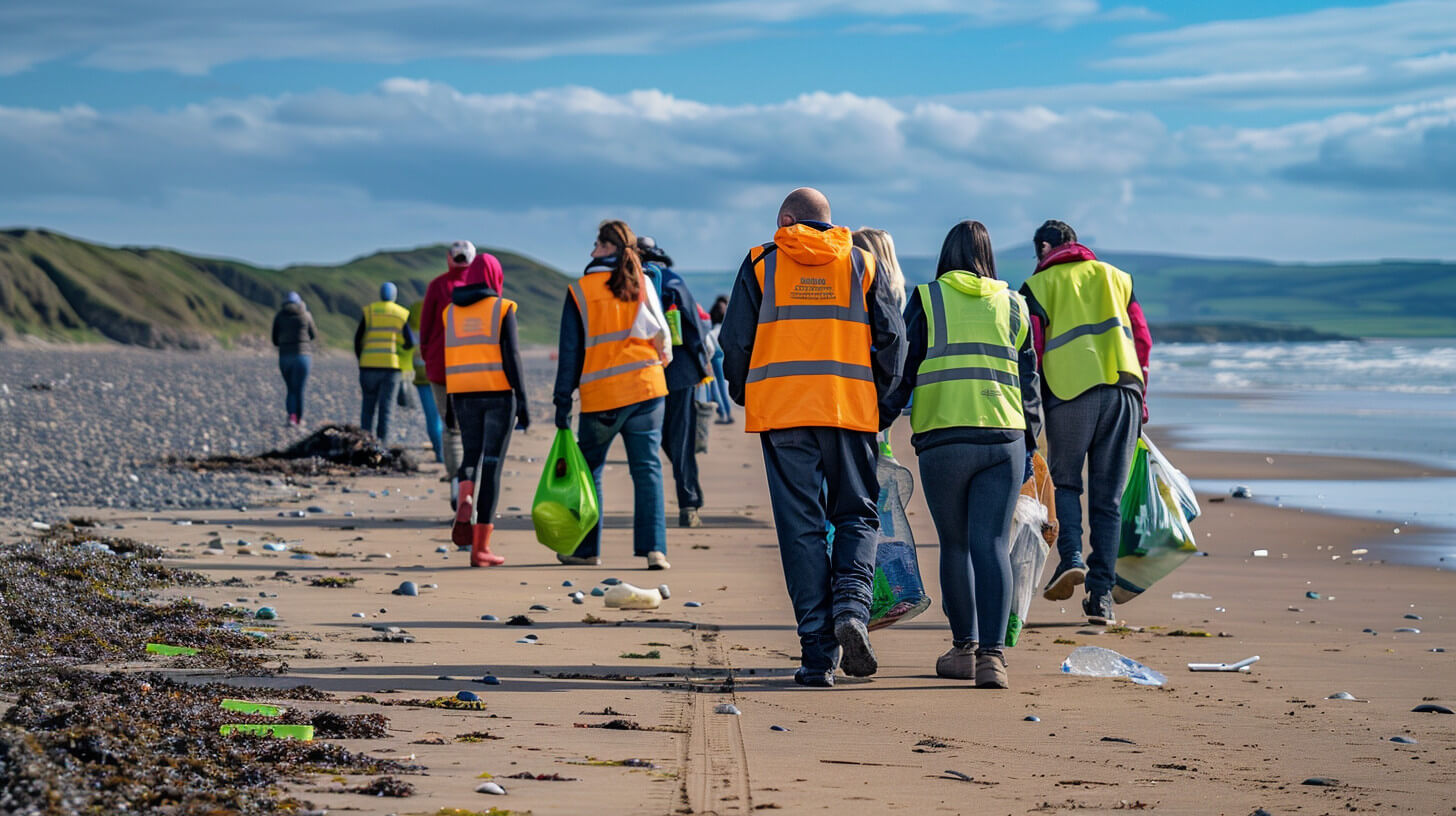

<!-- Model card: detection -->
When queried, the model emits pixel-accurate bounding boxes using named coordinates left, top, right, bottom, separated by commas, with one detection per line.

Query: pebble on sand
left=714, top=704, right=741, bottom=715
left=435, top=545, right=449, bottom=553
left=590, top=587, right=606, bottom=597
left=1024, top=715, right=1041, bottom=722
left=684, top=601, right=702, bottom=608
left=476, top=781, right=506, bottom=795
left=351, top=612, right=366, bottom=618
left=529, top=604, right=550, bottom=611
left=262, top=542, right=287, bottom=551
left=562, top=580, right=574, bottom=587
left=1390, top=736, right=1418, bottom=744
left=456, top=691, right=481, bottom=702
left=255, top=607, right=277, bottom=620
left=394, top=581, right=419, bottom=596
left=657, top=584, right=671, bottom=599
left=1412, top=704, right=1454, bottom=714
left=479, top=675, right=501, bottom=685
left=481, top=614, right=499, bottom=621
left=770, top=725, right=789, bottom=731
left=1395, top=627, right=1421, bottom=633
left=1326, top=692, right=1359, bottom=701
left=601, top=577, right=621, bottom=586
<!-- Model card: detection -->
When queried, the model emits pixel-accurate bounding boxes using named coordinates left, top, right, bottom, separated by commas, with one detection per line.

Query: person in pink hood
left=421, top=240, right=504, bottom=508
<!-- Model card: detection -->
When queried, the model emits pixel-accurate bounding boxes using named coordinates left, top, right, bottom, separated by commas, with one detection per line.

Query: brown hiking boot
left=974, top=650, right=1009, bottom=689
left=935, top=642, right=979, bottom=679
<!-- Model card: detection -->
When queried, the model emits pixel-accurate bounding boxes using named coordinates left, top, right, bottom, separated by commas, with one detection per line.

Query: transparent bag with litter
left=1005, top=494, right=1050, bottom=646
left=868, top=439, right=931, bottom=630
left=1113, top=434, right=1200, bottom=604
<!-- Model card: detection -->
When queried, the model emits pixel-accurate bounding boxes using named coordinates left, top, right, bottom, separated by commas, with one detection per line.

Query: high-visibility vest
left=911, top=272, right=1027, bottom=433
left=744, top=240, right=878, bottom=433
left=1022, top=259, right=1142, bottom=401
left=444, top=296, right=515, bottom=394
left=568, top=273, right=667, bottom=413
left=359, top=300, right=410, bottom=369
left=406, top=301, right=430, bottom=386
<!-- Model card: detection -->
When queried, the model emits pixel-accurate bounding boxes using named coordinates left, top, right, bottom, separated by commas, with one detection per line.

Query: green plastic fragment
left=219, top=699, right=285, bottom=717
left=219, top=723, right=314, bottom=740
left=145, top=643, right=199, bottom=656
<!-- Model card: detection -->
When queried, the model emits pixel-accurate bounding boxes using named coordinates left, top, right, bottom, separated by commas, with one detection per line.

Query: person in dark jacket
left=271, top=292, right=318, bottom=426
left=445, top=254, right=530, bottom=567
left=885, top=220, right=1042, bottom=689
left=708, top=295, right=734, bottom=423
left=639, top=236, right=713, bottom=528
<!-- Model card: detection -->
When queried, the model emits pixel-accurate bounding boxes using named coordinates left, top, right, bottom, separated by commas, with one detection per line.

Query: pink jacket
left=420, top=252, right=504, bottom=383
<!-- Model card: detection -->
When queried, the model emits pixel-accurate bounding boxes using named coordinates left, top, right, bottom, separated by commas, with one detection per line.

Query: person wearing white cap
left=421, top=240, right=486, bottom=508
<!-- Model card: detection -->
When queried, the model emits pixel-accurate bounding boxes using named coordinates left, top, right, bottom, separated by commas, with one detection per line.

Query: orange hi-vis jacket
left=443, top=295, right=516, bottom=394
left=568, top=272, right=668, bottom=413
left=745, top=224, right=878, bottom=433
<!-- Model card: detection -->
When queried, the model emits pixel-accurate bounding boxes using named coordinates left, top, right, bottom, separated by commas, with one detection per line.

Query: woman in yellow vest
left=551, top=220, right=672, bottom=569
left=885, top=220, right=1043, bottom=689
left=445, top=255, right=530, bottom=567
left=354, top=282, right=415, bottom=443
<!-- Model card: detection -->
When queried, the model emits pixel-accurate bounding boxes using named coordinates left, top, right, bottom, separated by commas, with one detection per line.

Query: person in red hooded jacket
left=422, top=240, right=501, bottom=510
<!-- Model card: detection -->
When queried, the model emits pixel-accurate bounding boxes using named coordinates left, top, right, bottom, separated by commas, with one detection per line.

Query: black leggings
left=453, top=392, right=516, bottom=525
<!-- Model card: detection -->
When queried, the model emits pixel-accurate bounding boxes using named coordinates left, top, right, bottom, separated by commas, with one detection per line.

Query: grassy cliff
left=0, top=229, right=572, bottom=349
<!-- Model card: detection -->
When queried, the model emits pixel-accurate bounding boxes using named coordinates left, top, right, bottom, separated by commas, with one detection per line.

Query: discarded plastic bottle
left=603, top=583, right=662, bottom=610
left=1061, top=646, right=1167, bottom=686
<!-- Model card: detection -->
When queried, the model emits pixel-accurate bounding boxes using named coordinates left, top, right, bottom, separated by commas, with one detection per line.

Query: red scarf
left=1034, top=242, right=1097, bottom=273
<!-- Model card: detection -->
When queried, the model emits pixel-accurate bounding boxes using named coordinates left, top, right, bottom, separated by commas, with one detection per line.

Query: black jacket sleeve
left=401, top=323, right=416, bottom=351
left=719, top=251, right=763, bottom=407
left=1018, top=321, right=1043, bottom=453
left=271, top=311, right=282, bottom=348
left=499, top=307, right=529, bottom=428
left=353, top=318, right=365, bottom=360
left=552, top=295, right=585, bottom=428
left=867, top=267, right=908, bottom=431
left=306, top=312, right=318, bottom=342
left=883, top=287, right=926, bottom=417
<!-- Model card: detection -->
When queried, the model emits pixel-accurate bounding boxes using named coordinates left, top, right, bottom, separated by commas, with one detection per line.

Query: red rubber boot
left=471, top=523, right=505, bottom=567
left=451, top=480, right=474, bottom=550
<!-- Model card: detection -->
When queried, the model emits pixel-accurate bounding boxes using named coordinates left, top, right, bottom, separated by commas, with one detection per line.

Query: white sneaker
left=646, top=551, right=671, bottom=570
left=556, top=552, right=601, bottom=566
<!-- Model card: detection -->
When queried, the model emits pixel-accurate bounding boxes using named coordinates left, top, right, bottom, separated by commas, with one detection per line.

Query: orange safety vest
left=568, top=273, right=667, bottom=413
left=744, top=233, right=878, bottom=433
left=443, top=296, right=515, bottom=394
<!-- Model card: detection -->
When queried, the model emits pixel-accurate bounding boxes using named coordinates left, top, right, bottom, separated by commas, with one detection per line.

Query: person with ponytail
left=551, top=220, right=673, bottom=569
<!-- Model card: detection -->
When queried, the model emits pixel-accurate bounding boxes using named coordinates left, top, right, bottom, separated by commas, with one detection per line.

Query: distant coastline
left=1151, top=322, right=1358, bottom=343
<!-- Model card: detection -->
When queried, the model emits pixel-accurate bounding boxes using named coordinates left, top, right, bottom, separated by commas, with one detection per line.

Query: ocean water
left=1153, top=338, right=1456, bottom=565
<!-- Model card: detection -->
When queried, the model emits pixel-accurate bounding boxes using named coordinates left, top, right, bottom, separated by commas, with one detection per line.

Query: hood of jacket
left=278, top=300, right=307, bottom=316
left=772, top=223, right=852, bottom=267
left=452, top=283, right=500, bottom=308
left=937, top=270, right=1008, bottom=297
left=462, top=252, right=504, bottom=293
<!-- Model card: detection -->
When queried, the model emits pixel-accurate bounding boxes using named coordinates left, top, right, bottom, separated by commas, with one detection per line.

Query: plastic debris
left=220, top=699, right=285, bottom=717
left=220, top=724, right=314, bottom=740
left=1171, top=592, right=1212, bottom=600
left=657, top=583, right=671, bottom=599
left=714, top=703, right=741, bottom=715
left=1061, top=646, right=1167, bottom=686
left=1305, top=591, right=1321, bottom=599
left=394, top=581, right=419, bottom=596
left=1188, top=655, right=1260, bottom=673
left=262, top=542, right=288, bottom=552
left=476, top=781, right=507, bottom=795
left=770, top=725, right=789, bottom=732
left=1395, top=627, right=1421, bottom=633
left=1390, top=736, right=1418, bottom=744
left=603, top=583, right=662, bottom=610
left=1230, top=485, right=1252, bottom=499
left=1326, top=691, right=1362, bottom=701
left=145, top=643, right=199, bottom=657
left=1024, top=715, right=1040, bottom=722
left=1251, top=549, right=1268, bottom=557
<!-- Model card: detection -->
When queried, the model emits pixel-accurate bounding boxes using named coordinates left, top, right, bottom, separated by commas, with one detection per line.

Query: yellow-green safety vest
left=359, top=300, right=410, bottom=370
left=1022, top=259, right=1142, bottom=401
left=910, top=272, right=1027, bottom=433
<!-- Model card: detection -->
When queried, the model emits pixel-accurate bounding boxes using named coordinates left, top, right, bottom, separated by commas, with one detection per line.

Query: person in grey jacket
left=271, top=292, right=318, bottom=426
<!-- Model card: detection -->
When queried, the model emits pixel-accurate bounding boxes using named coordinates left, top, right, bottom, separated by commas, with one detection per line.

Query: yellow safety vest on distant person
left=1022, top=259, right=1141, bottom=401
left=911, top=272, right=1027, bottom=433
left=359, top=301, right=410, bottom=369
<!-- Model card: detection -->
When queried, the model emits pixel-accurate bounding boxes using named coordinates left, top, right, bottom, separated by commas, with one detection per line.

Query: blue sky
left=1, top=0, right=1453, bottom=270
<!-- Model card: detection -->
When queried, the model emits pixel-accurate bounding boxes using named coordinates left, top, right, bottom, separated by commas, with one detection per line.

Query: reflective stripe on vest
left=744, top=245, right=878, bottom=433
left=1023, top=259, right=1142, bottom=401
left=359, top=301, right=409, bottom=369
left=568, top=275, right=667, bottom=413
left=910, top=278, right=1027, bottom=433
left=444, top=296, right=513, bottom=393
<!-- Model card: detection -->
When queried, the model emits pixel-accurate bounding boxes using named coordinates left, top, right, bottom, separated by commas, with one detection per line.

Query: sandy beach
left=29, top=393, right=1447, bottom=815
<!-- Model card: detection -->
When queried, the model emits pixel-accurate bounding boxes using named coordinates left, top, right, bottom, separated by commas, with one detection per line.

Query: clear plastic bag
left=867, top=442, right=931, bottom=630
left=1113, top=434, right=1199, bottom=604
left=1005, top=494, right=1050, bottom=646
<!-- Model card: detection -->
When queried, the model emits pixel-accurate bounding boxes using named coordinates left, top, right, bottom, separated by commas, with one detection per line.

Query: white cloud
left=0, top=0, right=1132, bottom=75
left=1, top=80, right=1453, bottom=267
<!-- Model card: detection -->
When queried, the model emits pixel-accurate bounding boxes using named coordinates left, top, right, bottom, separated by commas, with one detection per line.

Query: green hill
left=0, top=228, right=572, bottom=349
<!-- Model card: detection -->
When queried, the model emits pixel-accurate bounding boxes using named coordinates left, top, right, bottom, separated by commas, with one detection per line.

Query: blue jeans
left=761, top=427, right=879, bottom=672
left=278, top=353, right=310, bottom=419
left=416, top=384, right=444, bottom=462
left=710, top=350, right=732, bottom=420
left=661, top=387, right=703, bottom=509
left=359, top=368, right=402, bottom=442
left=919, top=439, right=1024, bottom=648
left=572, top=397, right=667, bottom=559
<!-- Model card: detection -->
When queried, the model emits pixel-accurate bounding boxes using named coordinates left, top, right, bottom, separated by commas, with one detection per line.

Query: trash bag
left=531, top=429, right=601, bottom=555
left=693, top=398, right=714, bottom=454
left=868, top=441, right=931, bottom=630
left=1019, top=450, right=1058, bottom=546
left=1005, top=494, right=1050, bottom=646
left=1112, top=434, right=1199, bottom=604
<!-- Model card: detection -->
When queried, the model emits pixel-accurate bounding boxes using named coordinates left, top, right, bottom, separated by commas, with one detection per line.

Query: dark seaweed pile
left=168, top=423, right=418, bottom=476
left=0, top=670, right=409, bottom=815
left=0, top=528, right=264, bottom=674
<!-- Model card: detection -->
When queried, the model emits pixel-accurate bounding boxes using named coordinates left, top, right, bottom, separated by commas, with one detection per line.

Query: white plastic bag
left=1006, top=494, right=1050, bottom=646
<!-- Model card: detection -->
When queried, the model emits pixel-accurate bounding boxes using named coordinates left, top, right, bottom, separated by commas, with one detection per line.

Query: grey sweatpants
left=430, top=381, right=464, bottom=481
left=1045, top=385, right=1141, bottom=598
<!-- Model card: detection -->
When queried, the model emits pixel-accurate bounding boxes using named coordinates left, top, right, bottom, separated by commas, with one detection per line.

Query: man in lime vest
left=354, top=282, right=416, bottom=443
left=1019, top=220, right=1151, bottom=625
left=721, top=188, right=907, bottom=687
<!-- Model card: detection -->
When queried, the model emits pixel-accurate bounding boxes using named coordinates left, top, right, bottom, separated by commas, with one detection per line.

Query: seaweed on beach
left=0, top=670, right=411, bottom=816
left=0, top=529, right=267, bottom=674
left=166, top=423, right=417, bottom=475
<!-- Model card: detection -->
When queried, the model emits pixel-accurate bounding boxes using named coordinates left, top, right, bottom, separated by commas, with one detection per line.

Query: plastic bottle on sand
left=603, top=583, right=663, bottom=610
left=1061, top=646, right=1167, bottom=686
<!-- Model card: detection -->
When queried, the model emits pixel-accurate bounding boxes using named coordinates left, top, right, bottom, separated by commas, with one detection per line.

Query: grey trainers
left=679, top=508, right=701, bottom=528
left=645, top=551, right=671, bottom=570
left=935, top=642, right=978, bottom=679
left=974, top=649, right=1009, bottom=689
left=556, top=552, right=601, bottom=566
left=793, top=666, right=834, bottom=687
left=1043, top=560, right=1087, bottom=601
left=834, top=615, right=878, bottom=677
left=1083, top=592, right=1114, bottom=625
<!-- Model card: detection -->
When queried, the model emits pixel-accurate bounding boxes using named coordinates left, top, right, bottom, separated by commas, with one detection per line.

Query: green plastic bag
left=531, top=429, right=601, bottom=554
left=1112, top=435, right=1199, bottom=604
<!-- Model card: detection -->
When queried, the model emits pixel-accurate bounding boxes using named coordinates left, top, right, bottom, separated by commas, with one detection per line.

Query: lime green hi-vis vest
left=911, top=272, right=1028, bottom=434
left=359, top=300, right=410, bottom=370
left=1022, top=259, right=1142, bottom=401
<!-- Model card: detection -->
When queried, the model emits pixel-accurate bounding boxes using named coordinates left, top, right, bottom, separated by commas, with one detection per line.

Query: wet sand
left=67, top=418, right=1454, bottom=814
